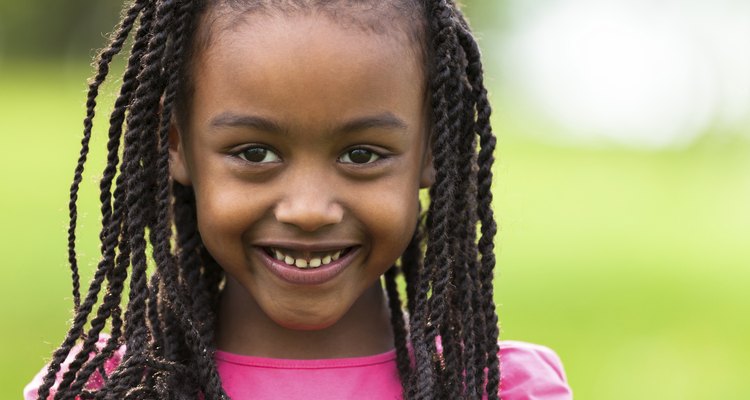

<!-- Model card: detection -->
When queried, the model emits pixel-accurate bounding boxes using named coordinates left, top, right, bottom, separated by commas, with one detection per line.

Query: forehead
left=201, top=13, right=416, bottom=67
left=186, top=12, right=427, bottom=134
left=194, top=2, right=426, bottom=67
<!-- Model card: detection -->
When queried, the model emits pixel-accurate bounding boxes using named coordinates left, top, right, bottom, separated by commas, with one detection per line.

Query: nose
left=273, top=173, right=344, bottom=232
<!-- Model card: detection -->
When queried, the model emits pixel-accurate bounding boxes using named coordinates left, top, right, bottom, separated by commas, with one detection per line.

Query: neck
left=215, top=277, right=395, bottom=359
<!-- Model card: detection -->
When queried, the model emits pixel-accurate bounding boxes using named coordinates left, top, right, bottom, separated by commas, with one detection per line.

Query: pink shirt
left=24, top=337, right=572, bottom=399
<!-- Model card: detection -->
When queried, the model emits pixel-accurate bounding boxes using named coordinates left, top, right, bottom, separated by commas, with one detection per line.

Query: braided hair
left=37, top=0, right=498, bottom=399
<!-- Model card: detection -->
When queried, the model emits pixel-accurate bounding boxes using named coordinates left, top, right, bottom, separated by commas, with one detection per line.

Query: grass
left=1, top=61, right=748, bottom=399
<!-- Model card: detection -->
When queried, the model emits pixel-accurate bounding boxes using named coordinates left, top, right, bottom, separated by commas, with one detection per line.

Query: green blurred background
left=1, top=1, right=748, bottom=399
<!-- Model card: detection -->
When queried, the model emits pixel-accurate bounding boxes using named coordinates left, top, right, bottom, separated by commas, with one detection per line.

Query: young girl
left=25, top=0, right=572, bottom=399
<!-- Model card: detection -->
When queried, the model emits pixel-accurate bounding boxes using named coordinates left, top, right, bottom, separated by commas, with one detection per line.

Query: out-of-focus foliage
left=0, top=0, right=501, bottom=60
left=0, top=1, right=121, bottom=59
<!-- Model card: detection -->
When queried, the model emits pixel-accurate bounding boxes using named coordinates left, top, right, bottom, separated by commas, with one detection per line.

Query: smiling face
left=170, top=12, right=432, bottom=337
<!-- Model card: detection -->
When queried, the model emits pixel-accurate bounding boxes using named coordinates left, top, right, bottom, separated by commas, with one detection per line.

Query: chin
left=270, top=308, right=344, bottom=331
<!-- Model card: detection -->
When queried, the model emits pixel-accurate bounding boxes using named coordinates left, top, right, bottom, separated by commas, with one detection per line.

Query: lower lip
left=255, top=247, right=359, bottom=286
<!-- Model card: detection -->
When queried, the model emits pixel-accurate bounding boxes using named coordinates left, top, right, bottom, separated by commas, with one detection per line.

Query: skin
left=169, top=12, right=433, bottom=359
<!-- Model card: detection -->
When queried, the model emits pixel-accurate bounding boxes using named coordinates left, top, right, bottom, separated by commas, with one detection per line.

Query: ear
left=169, top=119, right=192, bottom=186
left=419, top=144, right=435, bottom=188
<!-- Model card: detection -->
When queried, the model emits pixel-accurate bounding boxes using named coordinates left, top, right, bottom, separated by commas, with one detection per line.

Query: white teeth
left=270, top=247, right=347, bottom=269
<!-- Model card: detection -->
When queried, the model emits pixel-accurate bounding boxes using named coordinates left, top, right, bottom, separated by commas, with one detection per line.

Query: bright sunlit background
left=1, top=1, right=748, bottom=399
left=500, top=0, right=750, bottom=148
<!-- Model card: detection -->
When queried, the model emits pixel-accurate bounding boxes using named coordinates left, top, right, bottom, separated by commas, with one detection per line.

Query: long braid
left=413, top=0, right=465, bottom=398
left=92, top=7, right=156, bottom=358
left=38, top=0, right=186, bottom=398
left=39, top=164, right=133, bottom=400
left=384, top=266, right=410, bottom=385
left=163, top=5, right=227, bottom=396
left=148, top=4, right=229, bottom=395
left=400, top=207, right=424, bottom=310
left=119, top=0, right=177, bottom=352
left=394, top=208, right=423, bottom=397
left=146, top=272, right=165, bottom=366
left=454, top=4, right=501, bottom=398
left=453, top=18, right=501, bottom=398
left=393, top=1, right=501, bottom=398
left=154, top=1, right=203, bottom=370
left=445, top=24, right=485, bottom=399
left=105, top=0, right=210, bottom=395
left=112, top=0, right=187, bottom=396
left=56, top=224, right=134, bottom=400
left=66, top=0, right=147, bottom=312
left=174, top=185, right=220, bottom=343
left=435, top=7, right=475, bottom=397
left=97, top=0, right=154, bottom=252
left=38, top=172, right=131, bottom=400
left=146, top=0, right=191, bottom=363
left=406, top=0, right=462, bottom=397
left=167, top=1, right=220, bottom=341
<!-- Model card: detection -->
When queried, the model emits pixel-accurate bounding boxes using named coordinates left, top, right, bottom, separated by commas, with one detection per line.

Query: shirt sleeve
left=23, top=335, right=124, bottom=400
left=497, top=341, right=573, bottom=400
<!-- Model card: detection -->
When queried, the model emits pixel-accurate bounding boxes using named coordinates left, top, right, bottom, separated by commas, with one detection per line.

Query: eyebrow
left=209, top=112, right=408, bottom=135
left=210, top=113, right=285, bottom=133
left=336, top=112, right=408, bottom=134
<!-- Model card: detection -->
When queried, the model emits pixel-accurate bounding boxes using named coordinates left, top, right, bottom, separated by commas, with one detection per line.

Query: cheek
left=193, top=182, right=265, bottom=258
left=358, top=178, right=421, bottom=258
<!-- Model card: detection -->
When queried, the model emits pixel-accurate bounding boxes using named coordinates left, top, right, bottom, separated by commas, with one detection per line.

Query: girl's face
left=170, top=12, right=432, bottom=330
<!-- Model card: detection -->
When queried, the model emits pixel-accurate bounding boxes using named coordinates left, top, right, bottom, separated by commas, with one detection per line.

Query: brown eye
left=340, top=148, right=380, bottom=164
left=238, top=146, right=280, bottom=163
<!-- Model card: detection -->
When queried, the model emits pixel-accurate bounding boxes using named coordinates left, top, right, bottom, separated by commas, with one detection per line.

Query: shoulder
left=23, top=335, right=125, bottom=400
left=497, top=340, right=573, bottom=400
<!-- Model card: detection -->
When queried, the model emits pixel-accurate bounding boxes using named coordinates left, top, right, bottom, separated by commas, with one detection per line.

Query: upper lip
left=253, top=240, right=359, bottom=252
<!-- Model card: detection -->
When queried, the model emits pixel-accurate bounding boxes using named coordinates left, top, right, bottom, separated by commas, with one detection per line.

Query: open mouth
left=263, top=246, right=356, bottom=269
